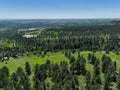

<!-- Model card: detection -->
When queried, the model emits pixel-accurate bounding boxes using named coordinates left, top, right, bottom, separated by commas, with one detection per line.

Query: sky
left=0, top=0, right=120, bottom=19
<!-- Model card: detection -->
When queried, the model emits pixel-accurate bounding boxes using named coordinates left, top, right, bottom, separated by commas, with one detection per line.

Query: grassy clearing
left=0, top=51, right=120, bottom=88
left=0, top=51, right=120, bottom=74
left=0, top=40, right=13, bottom=48
left=0, top=52, right=69, bottom=74
left=25, top=30, right=42, bottom=35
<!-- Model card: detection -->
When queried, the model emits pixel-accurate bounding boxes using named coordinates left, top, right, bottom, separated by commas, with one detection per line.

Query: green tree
left=25, top=62, right=31, bottom=75
left=2, top=75, right=9, bottom=90
left=2, top=66, right=9, bottom=77
left=117, top=69, right=120, bottom=90
left=23, top=79, right=31, bottom=90
left=85, top=71, right=91, bottom=90
left=104, top=81, right=110, bottom=90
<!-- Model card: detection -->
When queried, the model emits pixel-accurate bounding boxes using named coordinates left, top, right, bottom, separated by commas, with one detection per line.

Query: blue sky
left=0, top=0, right=120, bottom=19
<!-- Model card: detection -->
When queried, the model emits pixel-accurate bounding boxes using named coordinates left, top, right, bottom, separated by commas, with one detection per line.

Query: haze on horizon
left=0, top=0, right=120, bottom=19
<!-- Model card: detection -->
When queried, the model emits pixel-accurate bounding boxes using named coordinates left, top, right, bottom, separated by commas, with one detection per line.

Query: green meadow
left=0, top=51, right=120, bottom=74
left=0, top=51, right=120, bottom=89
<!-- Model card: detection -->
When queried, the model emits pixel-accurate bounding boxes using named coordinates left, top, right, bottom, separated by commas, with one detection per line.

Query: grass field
left=0, top=40, right=13, bottom=48
left=0, top=51, right=120, bottom=89
left=0, top=52, right=69, bottom=74
left=0, top=51, right=120, bottom=75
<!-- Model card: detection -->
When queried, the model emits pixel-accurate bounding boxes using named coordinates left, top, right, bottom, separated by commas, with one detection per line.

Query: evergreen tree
left=94, top=60, right=100, bottom=76
left=23, top=79, right=31, bottom=90
left=85, top=71, right=91, bottom=90
left=117, top=69, right=120, bottom=90
left=25, top=62, right=31, bottom=75
left=70, top=56, right=75, bottom=64
left=11, top=73, right=18, bottom=89
left=2, top=66, right=9, bottom=77
left=2, top=75, right=9, bottom=90
left=104, top=81, right=110, bottom=90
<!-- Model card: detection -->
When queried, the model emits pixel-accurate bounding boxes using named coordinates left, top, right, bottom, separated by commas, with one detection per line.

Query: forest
left=0, top=20, right=120, bottom=90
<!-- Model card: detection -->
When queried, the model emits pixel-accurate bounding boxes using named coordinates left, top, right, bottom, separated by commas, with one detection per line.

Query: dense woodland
left=0, top=20, right=120, bottom=90
left=1, top=24, right=120, bottom=61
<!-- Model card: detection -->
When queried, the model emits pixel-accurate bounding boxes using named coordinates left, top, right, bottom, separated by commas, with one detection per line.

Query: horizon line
left=0, top=18, right=120, bottom=20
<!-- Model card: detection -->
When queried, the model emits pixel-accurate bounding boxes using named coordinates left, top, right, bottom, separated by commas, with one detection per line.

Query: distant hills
left=0, top=19, right=120, bottom=31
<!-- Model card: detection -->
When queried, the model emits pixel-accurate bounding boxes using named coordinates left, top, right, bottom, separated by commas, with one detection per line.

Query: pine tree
left=85, top=71, right=91, bottom=90
left=34, top=78, right=41, bottom=90
left=9, top=81, right=14, bottom=90
left=16, top=67, right=25, bottom=76
left=2, top=66, right=9, bottom=77
left=25, top=62, right=31, bottom=75
left=94, top=60, right=100, bottom=76
left=16, top=84, right=22, bottom=90
left=70, top=56, right=75, bottom=64
left=2, top=75, right=9, bottom=90
left=95, top=75, right=102, bottom=87
left=117, top=69, right=120, bottom=89
left=23, top=79, right=31, bottom=90
left=11, top=73, right=18, bottom=89
left=104, top=81, right=110, bottom=90
left=88, top=53, right=92, bottom=63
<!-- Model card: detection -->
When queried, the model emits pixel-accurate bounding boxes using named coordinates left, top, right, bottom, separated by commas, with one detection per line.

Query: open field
left=0, top=51, right=120, bottom=74
left=0, top=52, right=69, bottom=74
